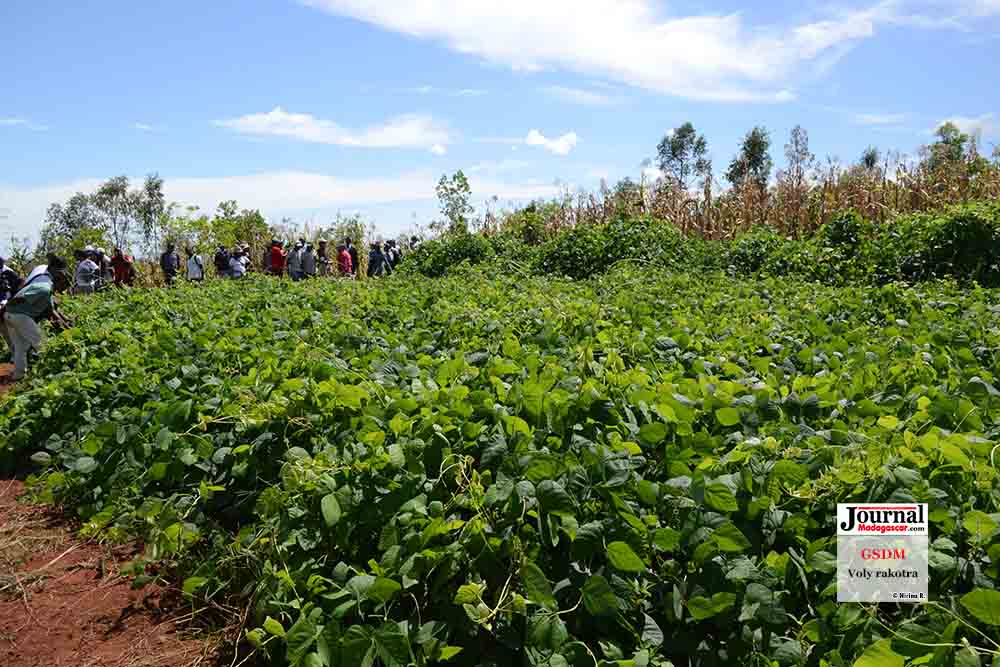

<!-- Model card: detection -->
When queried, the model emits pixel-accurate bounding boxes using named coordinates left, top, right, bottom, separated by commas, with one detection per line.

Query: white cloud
left=852, top=112, right=907, bottom=125
left=641, top=167, right=664, bottom=182
left=0, top=117, right=48, bottom=131
left=133, top=122, right=167, bottom=132
left=543, top=85, right=621, bottom=106
left=0, top=171, right=559, bottom=245
left=429, top=144, right=447, bottom=155
left=525, top=129, right=579, bottom=155
left=936, top=113, right=999, bottom=137
left=300, top=0, right=901, bottom=101
left=215, top=107, right=451, bottom=149
left=397, top=85, right=487, bottom=97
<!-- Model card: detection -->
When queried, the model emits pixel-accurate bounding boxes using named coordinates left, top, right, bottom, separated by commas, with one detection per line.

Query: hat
left=97, top=247, right=106, bottom=255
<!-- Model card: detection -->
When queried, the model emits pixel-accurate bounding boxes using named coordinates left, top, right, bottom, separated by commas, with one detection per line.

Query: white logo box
left=836, top=503, right=929, bottom=603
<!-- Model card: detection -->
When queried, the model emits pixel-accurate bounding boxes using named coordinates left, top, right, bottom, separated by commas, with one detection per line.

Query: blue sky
left=1, top=0, right=998, bottom=249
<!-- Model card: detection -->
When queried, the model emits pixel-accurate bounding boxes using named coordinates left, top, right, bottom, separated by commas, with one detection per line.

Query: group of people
left=72, top=246, right=139, bottom=293
left=158, top=237, right=408, bottom=284
left=0, top=234, right=413, bottom=383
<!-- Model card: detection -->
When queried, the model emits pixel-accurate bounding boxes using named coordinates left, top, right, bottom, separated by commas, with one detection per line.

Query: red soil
left=0, top=367, right=219, bottom=666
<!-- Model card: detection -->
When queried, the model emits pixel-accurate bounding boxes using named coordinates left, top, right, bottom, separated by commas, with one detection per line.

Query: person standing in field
left=186, top=247, right=205, bottom=282
left=269, top=240, right=287, bottom=277
left=367, top=241, right=392, bottom=278
left=213, top=245, right=231, bottom=279
left=0, top=267, right=70, bottom=383
left=229, top=247, right=248, bottom=279
left=160, top=243, right=181, bottom=286
left=0, top=257, right=22, bottom=303
left=96, top=248, right=113, bottom=283
left=110, top=248, right=136, bottom=286
left=74, top=248, right=100, bottom=294
left=302, top=243, right=317, bottom=279
left=336, top=244, right=353, bottom=276
left=317, top=239, right=331, bottom=276
left=288, top=241, right=304, bottom=281
left=345, top=238, right=359, bottom=279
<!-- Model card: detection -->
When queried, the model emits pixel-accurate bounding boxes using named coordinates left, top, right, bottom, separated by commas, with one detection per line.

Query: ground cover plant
left=2, top=267, right=1000, bottom=666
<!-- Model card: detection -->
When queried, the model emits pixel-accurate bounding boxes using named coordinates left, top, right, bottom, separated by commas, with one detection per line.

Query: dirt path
left=0, top=367, right=221, bottom=667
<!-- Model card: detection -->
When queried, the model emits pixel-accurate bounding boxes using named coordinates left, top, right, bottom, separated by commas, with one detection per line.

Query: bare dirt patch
left=0, top=476, right=220, bottom=666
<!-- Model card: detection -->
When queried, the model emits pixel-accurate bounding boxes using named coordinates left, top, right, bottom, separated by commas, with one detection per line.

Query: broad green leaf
left=687, top=592, right=737, bottom=620
left=321, top=494, right=342, bottom=527
left=712, top=522, right=750, bottom=553
left=716, top=407, right=741, bottom=427
left=521, top=561, right=557, bottom=611
left=582, top=575, right=617, bottom=617
left=704, top=483, right=739, bottom=513
left=606, top=541, right=646, bottom=573
left=854, top=639, right=904, bottom=667
left=961, top=589, right=1000, bottom=626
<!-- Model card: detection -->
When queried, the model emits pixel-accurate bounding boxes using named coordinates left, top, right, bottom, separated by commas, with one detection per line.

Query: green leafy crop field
left=2, top=267, right=1000, bottom=666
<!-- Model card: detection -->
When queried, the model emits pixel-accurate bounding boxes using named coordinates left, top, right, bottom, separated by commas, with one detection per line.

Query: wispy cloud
left=133, top=122, right=166, bottom=132
left=398, top=85, right=487, bottom=97
left=852, top=112, right=908, bottom=126
left=475, top=130, right=579, bottom=155
left=525, top=129, right=579, bottom=155
left=935, top=113, right=999, bottom=137
left=300, top=0, right=916, bottom=102
left=0, top=117, right=48, bottom=131
left=543, top=85, right=622, bottom=106
left=214, top=107, right=451, bottom=152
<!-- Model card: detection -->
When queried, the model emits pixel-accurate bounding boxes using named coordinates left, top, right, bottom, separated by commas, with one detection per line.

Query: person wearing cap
left=74, top=248, right=100, bottom=295
left=229, top=247, right=249, bottom=279
left=96, top=248, right=112, bottom=283
left=0, top=264, right=70, bottom=382
left=160, top=243, right=181, bottom=286
left=0, top=257, right=21, bottom=303
left=288, top=241, right=304, bottom=281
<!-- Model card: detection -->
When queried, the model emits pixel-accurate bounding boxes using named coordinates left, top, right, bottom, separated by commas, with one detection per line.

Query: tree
left=928, top=122, right=971, bottom=170
left=435, top=170, right=473, bottom=234
left=783, top=126, right=814, bottom=188
left=92, top=174, right=165, bottom=250
left=726, top=126, right=773, bottom=190
left=860, top=146, right=881, bottom=172
left=657, top=122, right=711, bottom=190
